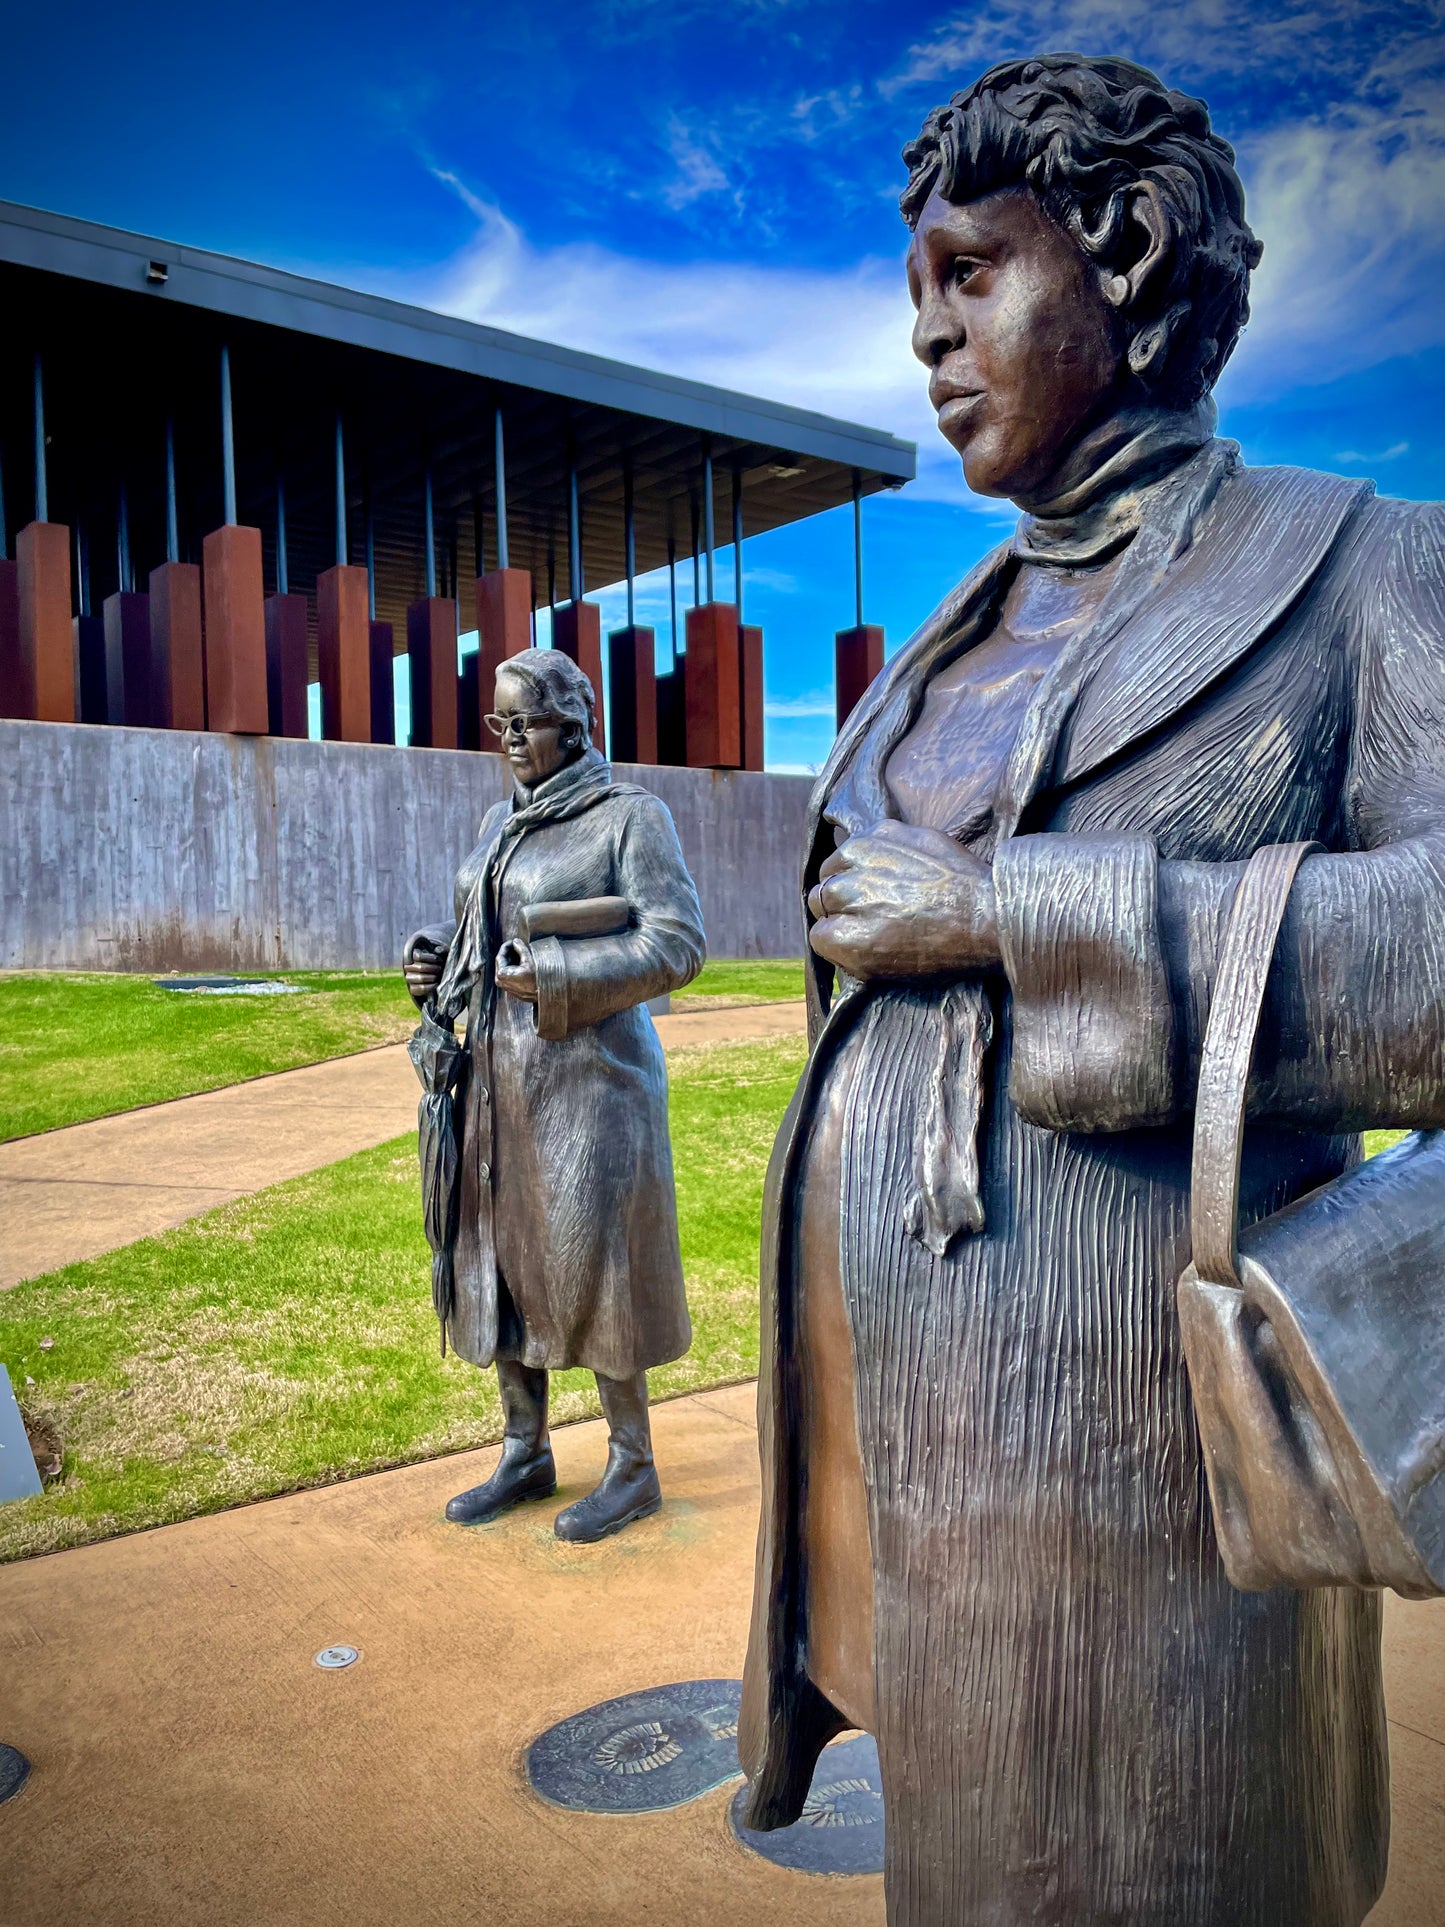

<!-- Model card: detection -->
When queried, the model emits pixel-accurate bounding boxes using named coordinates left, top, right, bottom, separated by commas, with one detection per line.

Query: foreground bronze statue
left=404, top=649, right=705, bottom=1542
left=739, top=54, right=1445, bottom=1926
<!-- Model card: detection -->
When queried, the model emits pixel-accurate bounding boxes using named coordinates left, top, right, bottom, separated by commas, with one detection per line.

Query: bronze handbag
left=1177, top=841, right=1445, bottom=1599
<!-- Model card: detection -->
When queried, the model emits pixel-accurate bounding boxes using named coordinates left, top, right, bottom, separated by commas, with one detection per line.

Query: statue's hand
left=807, top=821, right=999, bottom=980
left=495, top=940, right=539, bottom=1004
left=402, top=934, right=445, bottom=1006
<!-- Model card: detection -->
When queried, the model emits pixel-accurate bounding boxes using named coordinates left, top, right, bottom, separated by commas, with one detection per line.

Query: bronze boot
left=554, top=1371, right=661, bottom=1543
left=445, top=1361, right=556, bottom=1524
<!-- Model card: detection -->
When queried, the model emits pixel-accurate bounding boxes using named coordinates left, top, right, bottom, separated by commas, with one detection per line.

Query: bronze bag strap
left=1190, top=841, right=1322, bottom=1286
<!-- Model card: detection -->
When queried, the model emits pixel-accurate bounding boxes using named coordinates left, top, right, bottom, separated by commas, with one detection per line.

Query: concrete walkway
left=0, top=1382, right=1440, bottom=1927
left=0, top=1002, right=807, bottom=1287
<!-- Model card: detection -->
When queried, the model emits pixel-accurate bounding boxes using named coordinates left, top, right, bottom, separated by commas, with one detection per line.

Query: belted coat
left=740, top=443, right=1445, bottom=1926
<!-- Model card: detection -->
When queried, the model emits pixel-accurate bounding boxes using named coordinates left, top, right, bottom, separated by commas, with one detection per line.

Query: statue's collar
left=510, top=745, right=609, bottom=813
left=1012, top=397, right=1217, bottom=569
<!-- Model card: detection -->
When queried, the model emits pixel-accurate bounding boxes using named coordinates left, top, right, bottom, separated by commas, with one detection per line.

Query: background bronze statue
left=404, top=649, right=705, bottom=1543
left=739, top=54, right=1445, bottom=1927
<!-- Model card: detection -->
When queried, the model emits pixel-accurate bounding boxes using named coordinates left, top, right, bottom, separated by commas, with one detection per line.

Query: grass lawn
left=0, top=959, right=805, bottom=1143
left=0, top=1033, right=806, bottom=1562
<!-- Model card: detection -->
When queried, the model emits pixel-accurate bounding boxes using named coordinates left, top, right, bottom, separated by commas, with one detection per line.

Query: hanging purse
left=1176, top=841, right=1445, bottom=1599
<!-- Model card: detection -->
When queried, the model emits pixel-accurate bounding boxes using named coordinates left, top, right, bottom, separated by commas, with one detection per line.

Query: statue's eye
left=953, top=257, right=979, bottom=288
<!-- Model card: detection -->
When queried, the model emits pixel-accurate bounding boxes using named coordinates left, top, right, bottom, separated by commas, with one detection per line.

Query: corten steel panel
left=407, top=598, right=459, bottom=750
left=608, top=625, right=657, bottom=765
left=835, top=624, right=885, bottom=729
left=0, top=719, right=812, bottom=968
left=265, top=593, right=310, bottom=739
left=685, top=602, right=742, bottom=770
left=739, top=623, right=764, bottom=773
left=18, top=521, right=74, bottom=723
left=202, top=524, right=268, bottom=734
left=369, top=620, right=396, bottom=746
left=0, top=561, right=21, bottom=719
left=317, top=564, right=370, bottom=743
left=73, top=616, right=107, bottom=724
left=103, top=591, right=152, bottom=727
left=475, top=569, right=532, bottom=686
left=149, top=563, right=205, bottom=731
left=551, top=599, right=606, bottom=757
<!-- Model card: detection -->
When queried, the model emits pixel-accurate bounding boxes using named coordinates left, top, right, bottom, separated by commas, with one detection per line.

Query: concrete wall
left=0, top=720, right=812, bottom=971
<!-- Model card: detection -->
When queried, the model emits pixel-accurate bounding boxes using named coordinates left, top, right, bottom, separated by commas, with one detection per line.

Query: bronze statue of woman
left=740, top=55, right=1445, bottom=1926
left=404, top=649, right=705, bottom=1542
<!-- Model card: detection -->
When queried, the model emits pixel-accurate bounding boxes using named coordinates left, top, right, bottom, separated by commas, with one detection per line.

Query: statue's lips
left=935, top=391, right=985, bottom=435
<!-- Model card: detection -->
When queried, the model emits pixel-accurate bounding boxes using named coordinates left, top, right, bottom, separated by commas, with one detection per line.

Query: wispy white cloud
left=1336, top=442, right=1410, bottom=464
left=658, top=115, right=737, bottom=211
left=766, top=688, right=837, bottom=718
left=407, top=175, right=977, bottom=504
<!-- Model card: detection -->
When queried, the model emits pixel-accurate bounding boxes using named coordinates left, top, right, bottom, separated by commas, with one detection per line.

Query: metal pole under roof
left=334, top=415, right=348, bottom=567
left=547, top=539, right=556, bottom=616
left=118, top=482, right=132, bottom=593
left=853, top=468, right=863, bottom=629
left=624, top=463, right=635, bottom=629
left=366, top=498, right=377, bottom=619
left=276, top=476, right=289, bottom=596
left=73, top=522, right=85, bottom=616
left=568, top=457, right=582, bottom=603
left=733, top=464, right=743, bottom=616
left=668, top=537, right=677, bottom=662
left=424, top=464, right=437, bottom=599
left=703, top=442, right=715, bottom=603
left=473, top=492, right=484, bottom=579
left=165, top=417, right=179, bottom=565
left=33, top=353, right=47, bottom=523
left=494, top=408, right=509, bottom=571
left=690, top=497, right=699, bottom=608
left=220, top=347, right=237, bottom=526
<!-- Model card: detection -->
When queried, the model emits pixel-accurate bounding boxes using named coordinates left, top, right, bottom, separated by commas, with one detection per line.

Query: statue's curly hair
left=497, top=647, right=595, bottom=746
left=901, top=54, right=1263, bottom=406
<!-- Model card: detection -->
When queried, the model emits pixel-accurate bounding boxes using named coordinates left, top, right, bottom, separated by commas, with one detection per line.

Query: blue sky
left=3, top=0, right=1443, bottom=768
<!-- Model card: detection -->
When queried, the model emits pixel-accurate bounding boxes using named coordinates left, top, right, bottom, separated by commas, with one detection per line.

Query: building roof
left=0, top=199, right=916, bottom=647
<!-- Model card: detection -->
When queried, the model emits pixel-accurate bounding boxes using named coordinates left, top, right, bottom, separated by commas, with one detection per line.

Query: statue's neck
left=1013, top=395, right=1217, bottom=520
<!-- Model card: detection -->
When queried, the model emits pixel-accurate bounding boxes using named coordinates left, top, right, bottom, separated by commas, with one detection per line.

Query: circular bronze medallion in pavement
left=0, top=1744, right=31, bottom=1806
left=526, top=1680, right=743, bottom=1813
left=729, top=1733, right=884, bottom=1875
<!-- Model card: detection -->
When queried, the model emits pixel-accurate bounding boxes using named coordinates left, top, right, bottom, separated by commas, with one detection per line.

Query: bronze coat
left=446, top=753, right=705, bottom=1379
left=740, top=445, right=1445, bottom=1925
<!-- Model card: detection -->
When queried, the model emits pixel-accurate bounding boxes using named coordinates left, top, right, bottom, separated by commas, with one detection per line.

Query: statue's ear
left=1100, top=179, right=1172, bottom=315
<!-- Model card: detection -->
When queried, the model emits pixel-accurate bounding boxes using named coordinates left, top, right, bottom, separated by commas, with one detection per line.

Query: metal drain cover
left=314, top=1645, right=360, bottom=1670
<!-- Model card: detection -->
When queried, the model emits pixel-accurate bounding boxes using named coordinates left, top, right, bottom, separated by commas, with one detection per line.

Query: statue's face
left=908, top=184, right=1123, bottom=504
left=492, top=670, right=575, bottom=786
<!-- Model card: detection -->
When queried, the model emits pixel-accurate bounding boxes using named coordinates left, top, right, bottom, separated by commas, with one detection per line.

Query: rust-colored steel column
left=317, top=563, right=370, bottom=742
left=17, top=521, right=74, bottom=721
left=551, top=598, right=606, bottom=755
left=407, top=597, right=458, bottom=750
left=475, top=568, right=532, bottom=693
left=739, top=622, right=764, bottom=771
left=369, top=620, right=395, bottom=746
left=103, top=590, right=152, bottom=726
left=0, top=560, right=21, bottom=720
left=608, top=624, right=656, bottom=764
left=202, top=524, right=267, bottom=732
left=684, top=601, right=741, bottom=769
left=149, top=562, right=205, bottom=730
left=264, top=592, right=309, bottom=738
left=835, top=623, right=885, bottom=730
